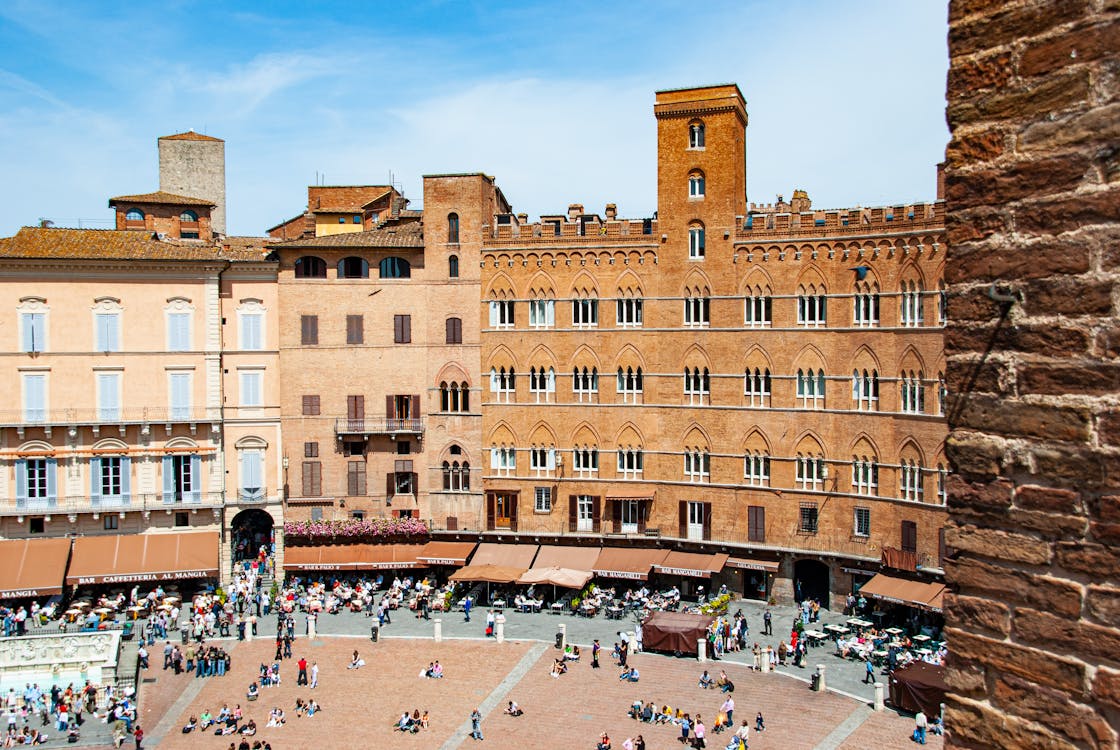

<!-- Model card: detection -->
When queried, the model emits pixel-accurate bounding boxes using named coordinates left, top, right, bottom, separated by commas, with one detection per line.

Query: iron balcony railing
left=334, top=417, right=424, bottom=436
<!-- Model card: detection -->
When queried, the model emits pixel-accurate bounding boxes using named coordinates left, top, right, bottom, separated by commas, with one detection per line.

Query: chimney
left=568, top=203, right=583, bottom=221
left=605, top=203, right=617, bottom=220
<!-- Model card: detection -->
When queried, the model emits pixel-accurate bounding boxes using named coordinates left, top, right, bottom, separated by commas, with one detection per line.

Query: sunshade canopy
left=67, top=531, right=218, bottom=585
left=0, top=538, right=71, bottom=598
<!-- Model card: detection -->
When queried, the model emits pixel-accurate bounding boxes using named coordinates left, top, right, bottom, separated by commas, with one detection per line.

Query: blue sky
left=0, top=1, right=949, bottom=237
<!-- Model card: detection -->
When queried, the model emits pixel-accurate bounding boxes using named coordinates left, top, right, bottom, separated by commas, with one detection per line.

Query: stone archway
left=230, top=508, right=275, bottom=563
left=793, top=558, right=831, bottom=608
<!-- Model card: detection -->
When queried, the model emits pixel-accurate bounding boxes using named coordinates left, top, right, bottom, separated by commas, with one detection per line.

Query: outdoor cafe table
left=912, top=634, right=932, bottom=644
left=846, top=618, right=873, bottom=629
left=550, top=602, right=565, bottom=614
left=915, top=647, right=934, bottom=656
left=803, top=629, right=827, bottom=646
left=824, top=624, right=850, bottom=637
left=606, top=605, right=624, bottom=620
left=885, top=627, right=904, bottom=636
left=493, top=600, right=507, bottom=609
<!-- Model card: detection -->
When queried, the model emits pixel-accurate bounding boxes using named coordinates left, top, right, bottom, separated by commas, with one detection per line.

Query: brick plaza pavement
left=136, top=635, right=942, bottom=749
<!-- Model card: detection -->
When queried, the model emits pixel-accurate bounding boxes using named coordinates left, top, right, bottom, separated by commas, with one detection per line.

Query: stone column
left=307, top=617, right=316, bottom=640
left=495, top=613, right=506, bottom=643
left=873, top=682, right=884, bottom=711
left=558, top=623, right=567, bottom=650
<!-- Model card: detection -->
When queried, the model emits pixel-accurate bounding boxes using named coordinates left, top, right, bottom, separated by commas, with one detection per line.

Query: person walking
left=864, top=657, right=875, bottom=684
left=914, top=710, right=928, bottom=745
left=485, top=610, right=495, bottom=638
left=310, top=662, right=319, bottom=689
left=297, top=657, right=308, bottom=686
left=763, top=609, right=772, bottom=636
left=469, top=708, right=483, bottom=740
left=592, top=639, right=601, bottom=668
left=463, top=596, right=472, bottom=623
left=721, top=695, right=734, bottom=727
left=133, top=725, right=143, bottom=750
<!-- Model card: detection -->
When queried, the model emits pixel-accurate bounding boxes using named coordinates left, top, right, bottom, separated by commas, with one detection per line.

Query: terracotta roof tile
left=0, top=227, right=272, bottom=263
left=159, top=131, right=224, bottom=142
left=272, top=223, right=424, bottom=249
left=108, top=191, right=215, bottom=207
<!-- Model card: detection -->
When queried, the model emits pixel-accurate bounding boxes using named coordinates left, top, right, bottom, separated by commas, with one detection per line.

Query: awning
left=592, top=547, right=669, bottom=580
left=653, top=551, right=729, bottom=579
left=530, top=545, right=601, bottom=570
left=450, top=543, right=539, bottom=584
left=0, top=538, right=71, bottom=598
left=67, top=531, right=218, bottom=585
left=859, top=573, right=945, bottom=611
left=727, top=557, right=781, bottom=573
left=417, top=541, right=477, bottom=566
left=283, top=544, right=426, bottom=571
left=467, top=543, right=539, bottom=568
left=517, top=567, right=592, bottom=589
left=449, top=564, right=528, bottom=584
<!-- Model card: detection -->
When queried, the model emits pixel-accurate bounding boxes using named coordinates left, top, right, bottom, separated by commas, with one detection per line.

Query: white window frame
left=744, top=452, right=770, bottom=486
left=22, top=372, right=47, bottom=422
left=489, top=300, right=515, bottom=329
left=18, top=298, right=49, bottom=353
left=686, top=500, right=705, bottom=541
left=168, top=370, right=192, bottom=420
left=528, top=299, right=555, bottom=329
left=852, top=369, right=879, bottom=411
left=238, top=299, right=266, bottom=351
left=684, top=450, right=710, bottom=483
left=573, top=447, right=599, bottom=476
left=852, top=460, right=879, bottom=496
left=617, top=448, right=643, bottom=478
left=688, top=226, right=705, bottom=259
left=688, top=173, right=705, bottom=198
left=900, top=461, right=924, bottom=502
left=796, top=456, right=824, bottom=491
left=616, top=297, right=643, bottom=327
left=796, top=369, right=826, bottom=409
left=901, top=373, right=926, bottom=414
left=797, top=294, right=827, bottom=327
left=620, top=499, right=640, bottom=534
left=490, top=446, right=516, bottom=476
left=96, top=371, right=121, bottom=421
left=745, top=295, right=772, bottom=327
left=534, top=486, right=552, bottom=513
left=688, top=122, right=705, bottom=149
left=528, top=366, right=555, bottom=403
left=744, top=368, right=771, bottom=407
left=854, top=507, right=871, bottom=538
left=573, top=367, right=599, bottom=402
left=490, top=367, right=516, bottom=403
left=529, top=447, right=556, bottom=477
left=617, top=367, right=643, bottom=403
left=853, top=289, right=880, bottom=327
left=576, top=495, right=594, bottom=532
left=239, top=369, right=263, bottom=408
left=572, top=297, right=599, bottom=328
left=684, top=296, right=710, bottom=327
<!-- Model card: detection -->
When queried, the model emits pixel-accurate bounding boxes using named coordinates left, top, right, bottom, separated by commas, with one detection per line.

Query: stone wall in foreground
left=944, top=0, right=1120, bottom=748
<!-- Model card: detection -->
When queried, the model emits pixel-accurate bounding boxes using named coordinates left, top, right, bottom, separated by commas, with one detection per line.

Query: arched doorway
left=794, top=559, right=831, bottom=608
left=231, top=508, right=275, bottom=563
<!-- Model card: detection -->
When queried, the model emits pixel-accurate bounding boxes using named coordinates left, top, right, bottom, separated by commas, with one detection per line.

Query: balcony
left=0, top=492, right=225, bottom=518
left=0, top=407, right=218, bottom=437
left=334, top=417, right=424, bottom=438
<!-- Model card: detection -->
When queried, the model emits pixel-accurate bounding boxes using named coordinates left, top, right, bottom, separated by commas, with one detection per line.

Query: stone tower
left=158, top=131, right=226, bottom=236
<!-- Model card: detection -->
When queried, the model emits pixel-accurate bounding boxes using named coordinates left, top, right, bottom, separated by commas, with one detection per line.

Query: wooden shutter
left=403, top=315, right=411, bottom=343
left=509, top=494, right=518, bottom=532
left=446, top=318, right=463, bottom=345
left=748, top=506, right=765, bottom=543
left=409, top=395, right=420, bottom=421
left=591, top=497, right=601, bottom=533
left=486, top=493, right=496, bottom=530
left=394, top=314, right=411, bottom=344
left=568, top=495, right=578, bottom=532
left=301, top=315, right=318, bottom=345
left=611, top=500, right=621, bottom=533
left=302, top=462, right=320, bottom=496
left=637, top=501, right=647, bottom=533
left=702, top=502, right=712, bottom=540
left=679, top=501, right=687, bottom=538
left=347, top=315, right=363, bottom=345
left=386, top=395, right=396, bottom=419
left=901, top=520, right=918, bottom=553
left=302, top=395, right=320, bottom=416
left=348, top=462, right=366, bottom=496
left=347, top=395, right=364, bottom=420
left=386, top=472, right=395, bottom=501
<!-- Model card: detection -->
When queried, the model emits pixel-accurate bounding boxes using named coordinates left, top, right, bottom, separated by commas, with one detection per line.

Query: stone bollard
left=558, top=623, right=567, bottom=650
left=697, top=638, right=707, bottom=663
left=434, top=618, right=442, bottom=643
left=307, top=618, right=316, bottom=640
left=496, top=613, right=506, bottom=644
left=815, top=664, right=827, bottom=692
left=873, top=682, right=884, bottom=711
left=245, top=621, right=252, bottom=642
left=763, top=647, right=773, bottom=672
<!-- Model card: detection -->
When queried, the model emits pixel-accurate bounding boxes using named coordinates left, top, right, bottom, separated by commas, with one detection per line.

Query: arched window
left=688, top=223, right=705, bottom=259
left=617, top=366, right=643, bottom=402
left=573, top=366, right=599, bottom=402
left=744, top=367, right=771, bottom=407
left=338, top=257, right=369, bottom=279
left=125, top=208, right=144, bottom=222
left=440, top=381, right=470, bottom=413
left=442, top=458, right=471, bottom=491
left=796, top=368, right=826, bottom=409
left=447, top=213, right=460, bottom=244
left=378, top=256, right=411, bottom=279
left=688, top=171, right=705, bottom=198
left=448, top=254, right=460, bottom=278
left=179, top=210, right=199, bottom=222
left=689, top=121, right=705, bottom=149
left=851, top=369, right=879, bottom=411
left=294, top=256, right=327, bottom=278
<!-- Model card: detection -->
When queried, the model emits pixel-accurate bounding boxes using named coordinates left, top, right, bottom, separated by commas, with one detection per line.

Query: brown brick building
left=476, top=85, right=948, bottom=605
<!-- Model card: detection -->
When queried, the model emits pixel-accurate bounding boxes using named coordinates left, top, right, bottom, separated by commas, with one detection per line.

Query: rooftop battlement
left=483, top=203, right=658, bottom=245
left=738, top=201, right=944, bottom=240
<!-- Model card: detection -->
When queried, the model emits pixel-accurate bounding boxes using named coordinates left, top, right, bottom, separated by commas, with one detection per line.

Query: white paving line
left=811, top=703, right=874, bottom=750
left=438, top=641, right=549, bottom=750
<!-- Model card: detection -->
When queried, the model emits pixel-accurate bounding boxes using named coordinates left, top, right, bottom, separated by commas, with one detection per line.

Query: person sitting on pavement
left=698, top=670, right=715, bottom=689
left=618, top=667, right=639, bottom=682
left=181, top=717, right=197, bottom=734
left=504, top=701, right=523, bottom=717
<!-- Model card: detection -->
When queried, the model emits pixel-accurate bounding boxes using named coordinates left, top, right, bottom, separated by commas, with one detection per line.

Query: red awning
left=726, top=557, right=780, bottom=572
left=0, top=538, right=71, bottom=598
left=68, top=532, right=218, bottom=585
left=416, top=541, right=477, bottom=566
left=592, top=547, right=669, bottom=580
left=653, top=551, right=729, bottom=579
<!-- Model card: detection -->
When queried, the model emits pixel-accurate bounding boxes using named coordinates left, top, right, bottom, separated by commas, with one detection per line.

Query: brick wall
left=944, top=1, right=1120, bottom=747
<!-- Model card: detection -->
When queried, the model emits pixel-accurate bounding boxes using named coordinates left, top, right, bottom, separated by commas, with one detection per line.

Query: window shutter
left=386, top=472, right=395, bottom=500
left=637, top=501, right=647, bottom=533
left=508, top=495, right=518, bottom=532
left=162, top=456, right=174, bottom=503
left=702, top=502, right=712, bottom=540
left=611, top=500, right=621, bottom=534
left=385, top=395, right=395, bottom=419
left=410, top=395, right=420, bottom=421
left=189, top=455, right=202, bottom=503
left=591, top=497, right=601, bottom=533
left=902, top=520, right=918, bottom=553
left=21, top=314, right=33, bottom=352
left=402, top=315, right=411, bottom=343
left=679, top=501, right=687, bottom=538
left=568, top=496, right=578, bottom=532
left=14, top=460, right=27, bottom=507
left=45, top=458, right=57, bottom=505
left=120, top=456, right=131, bottom=501
left=412, top=471, right=419, bottom=496
left=489, top=302, right=498, bottom=327
left=486, top=494, right=496, bottom=530
left=446, top=318, right=454, bottom=344
left=489, top=448, right=499, bottom=470
left=546, top=449, right=556, bottom=471
left=90, top=457, right=102, bottom=505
